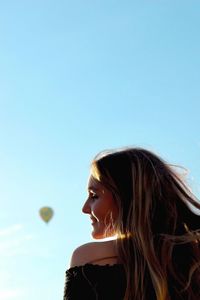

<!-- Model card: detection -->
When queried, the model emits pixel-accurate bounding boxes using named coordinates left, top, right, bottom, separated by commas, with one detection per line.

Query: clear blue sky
left=0, top=1, right=200, bottom=299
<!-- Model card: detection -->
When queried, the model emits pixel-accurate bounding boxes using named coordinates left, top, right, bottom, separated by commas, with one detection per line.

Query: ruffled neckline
left=67, top=263, right=124, bottom=273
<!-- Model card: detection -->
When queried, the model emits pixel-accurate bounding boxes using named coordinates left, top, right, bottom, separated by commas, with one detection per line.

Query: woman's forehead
left=87, top=176, right=103, bottom=191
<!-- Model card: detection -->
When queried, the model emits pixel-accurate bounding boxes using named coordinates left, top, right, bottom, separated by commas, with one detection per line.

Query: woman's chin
left=91, top=229, right=116, bottom=240
left=90, top=223, right=117, bottom=239
left=91, top=230, right=105, bottom=239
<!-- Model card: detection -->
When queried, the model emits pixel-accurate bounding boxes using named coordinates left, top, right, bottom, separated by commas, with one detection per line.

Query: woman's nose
left=82, top=199, right=91, bottom=214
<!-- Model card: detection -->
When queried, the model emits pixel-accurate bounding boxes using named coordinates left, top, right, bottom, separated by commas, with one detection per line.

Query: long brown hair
left=91, top=147, right=200, bottom=300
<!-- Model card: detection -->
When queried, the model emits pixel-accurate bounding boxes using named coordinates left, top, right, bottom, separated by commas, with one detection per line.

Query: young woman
left=63, top=147, right=200, bottom=300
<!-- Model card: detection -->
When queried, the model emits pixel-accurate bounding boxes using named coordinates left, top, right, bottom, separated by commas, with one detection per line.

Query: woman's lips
left=90, top=216, right=97, bottom=225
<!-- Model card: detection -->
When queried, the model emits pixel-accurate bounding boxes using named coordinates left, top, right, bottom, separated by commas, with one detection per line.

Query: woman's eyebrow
left=88, top=186, right=99, bottom=192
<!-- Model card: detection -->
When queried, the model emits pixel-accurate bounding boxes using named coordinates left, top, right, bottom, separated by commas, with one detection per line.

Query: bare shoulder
left=70, top=240, right=117, bottom=268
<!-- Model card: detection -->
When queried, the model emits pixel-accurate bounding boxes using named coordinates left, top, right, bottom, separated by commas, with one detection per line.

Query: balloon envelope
left=39, top=207, right=54, bottom=223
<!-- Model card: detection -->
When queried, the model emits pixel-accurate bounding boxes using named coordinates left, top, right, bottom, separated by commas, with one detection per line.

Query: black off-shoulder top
left=63, top=263, right=126, bottom=300
left=63, top=243, right=200, bottom=300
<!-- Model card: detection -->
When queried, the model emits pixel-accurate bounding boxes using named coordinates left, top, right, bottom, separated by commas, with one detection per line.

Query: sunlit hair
left=91, top=147, right=200, bottom=300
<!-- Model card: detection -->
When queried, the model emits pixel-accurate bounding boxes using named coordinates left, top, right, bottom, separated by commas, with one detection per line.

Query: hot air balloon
left=39, top=206, right=54, bottom=224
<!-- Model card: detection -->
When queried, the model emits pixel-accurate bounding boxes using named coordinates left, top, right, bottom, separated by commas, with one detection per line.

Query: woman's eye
left=90, top=193, right=98, bottom=200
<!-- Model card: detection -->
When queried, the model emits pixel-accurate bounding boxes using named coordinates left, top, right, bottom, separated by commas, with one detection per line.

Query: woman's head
left=85, top=147, right=200, bottom=241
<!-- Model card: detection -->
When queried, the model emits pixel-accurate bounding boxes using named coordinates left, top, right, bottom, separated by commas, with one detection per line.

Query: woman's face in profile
left=82, top=176, right=118, bottom=239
